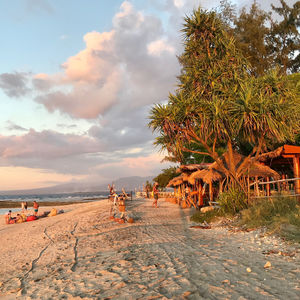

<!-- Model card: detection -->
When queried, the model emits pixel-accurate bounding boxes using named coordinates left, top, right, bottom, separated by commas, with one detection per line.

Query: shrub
left=217, top=188, right=248, bottom=215
left=240, top=196, right=300, bottom=242
left=190, top=209, right=222, bottom=223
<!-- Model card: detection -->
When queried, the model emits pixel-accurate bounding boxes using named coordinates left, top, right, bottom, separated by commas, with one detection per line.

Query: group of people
left=4, top=200, right=39, bottom=224
left=108, top=182, right=159, bottom=219
left=108, top=184, right=128, bottom=221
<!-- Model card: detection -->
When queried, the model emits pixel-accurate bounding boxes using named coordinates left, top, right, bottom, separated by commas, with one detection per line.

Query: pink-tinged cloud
left=36, top=70, right=121, bottom=119
left=29, top=1, right=179, bottom=120
left=62, top=31, right=116, bottom=84
left=0, top=129, right=102, bottom=159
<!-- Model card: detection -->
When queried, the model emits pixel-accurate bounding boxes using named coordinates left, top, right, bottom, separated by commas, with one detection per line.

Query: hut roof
left=248, top=163, right=280, bottom=179
left=167, top=175, right=183, bottom=187
left=167, top=172, right=190, bottom=187
left=199, top=151, right=280, bottom=180
left=169, top=150, right=280, bottom=187
left=258, top=145, right=300, bottom=163
left=258, top=147, right=284, bottom=162
left=177, top=163, right=211, bottom=173
left=190, top=168, right=223, bottom=184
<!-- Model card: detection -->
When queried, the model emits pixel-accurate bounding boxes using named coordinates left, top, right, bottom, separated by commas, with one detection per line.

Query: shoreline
left=0, top=198, right=104, bottom=211
left=0, top=198, right=299, bottom=299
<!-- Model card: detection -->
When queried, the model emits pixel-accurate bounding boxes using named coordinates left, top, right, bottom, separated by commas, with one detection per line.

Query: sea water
left=0, top=191, right=109, bottom=215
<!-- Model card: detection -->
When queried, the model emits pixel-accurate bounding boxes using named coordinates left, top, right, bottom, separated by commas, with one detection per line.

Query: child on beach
left=4, top=210, right=12, bottom=224
left=152, top=182, right=159, bottom=208
left=33, top=201, right=39, bottom=216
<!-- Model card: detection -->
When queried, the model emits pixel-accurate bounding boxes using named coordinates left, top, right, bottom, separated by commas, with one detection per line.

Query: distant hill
left=110, top=176, right=154, bottom=191
left=0, top=176, right=154, bottom=195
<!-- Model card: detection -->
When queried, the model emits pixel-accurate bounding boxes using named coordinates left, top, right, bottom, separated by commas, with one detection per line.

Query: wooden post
left=247, top=175, right=250, bottom=201
left=209, top=182, right=213, bottom=205
left=293, top=155, right=300, bottom=202
left=266, top=177, right=270, bottom=197
left=255, top=176, right=259, bottom=196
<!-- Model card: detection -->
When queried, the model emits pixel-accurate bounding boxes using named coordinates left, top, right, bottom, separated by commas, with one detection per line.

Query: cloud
left=25, top=0, right=54, bottom=14
left=0, top=129, right=102, bottom=160
left=0, top=1, right=208, bottom=187
left=147, top=39, right=175, bottom=56
left=5, top=121, right=28, bottom=132
left=0, top=72, right=31, bottom=98
left=0, top=126, right=167, bottom=183
left=26, top=1, right=180, bottom=121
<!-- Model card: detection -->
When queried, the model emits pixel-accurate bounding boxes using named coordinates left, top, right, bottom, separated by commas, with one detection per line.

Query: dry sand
left=0, top=198, right=299, bottom=299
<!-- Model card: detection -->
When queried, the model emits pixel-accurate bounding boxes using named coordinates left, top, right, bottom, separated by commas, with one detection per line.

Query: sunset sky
left=0, top=0, right=293, bottom=190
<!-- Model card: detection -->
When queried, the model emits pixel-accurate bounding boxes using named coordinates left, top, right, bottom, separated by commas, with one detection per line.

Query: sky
left=0, top=0, right=296, bottom=191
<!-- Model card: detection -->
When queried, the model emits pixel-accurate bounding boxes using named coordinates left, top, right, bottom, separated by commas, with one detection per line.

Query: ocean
left=0, top=191, right=110, bottom=215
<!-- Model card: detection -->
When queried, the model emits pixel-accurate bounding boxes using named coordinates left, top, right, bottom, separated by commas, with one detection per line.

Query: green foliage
left=149, top=7, right=300, bottom=186
left=240, top=196, right=300, bottom=242
left=233, top=1, right=271, bottom=76
left=218, top=0, right=300, bottom=75
left=269, top=0, right=300, bottom=74
left=190, top=209, right=223, bottom=223
left=153, top=167, right=178, bottom=188
left=217, top=188, right=248, bottom=215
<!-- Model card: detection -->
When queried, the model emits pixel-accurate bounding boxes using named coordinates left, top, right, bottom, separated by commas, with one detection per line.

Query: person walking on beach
left=24, top=201, right=28, bottom=212
left=152, top=182, right=159, bottom=208
left=33, top=201, right=39, bottom=216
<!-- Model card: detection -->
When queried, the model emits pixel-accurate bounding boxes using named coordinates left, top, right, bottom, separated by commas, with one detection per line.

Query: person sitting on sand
left=4, top=210, right=12, bottom=224
left=16, top=214, right=24, bottom=223
left=152, top=182, right=159, bottom=208
left=33, top=201, right=39, bottom=216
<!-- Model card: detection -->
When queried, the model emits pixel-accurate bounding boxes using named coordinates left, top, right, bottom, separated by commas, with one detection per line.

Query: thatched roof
left=258, top=145, right=300, bottom=163
left=177, top=163, right=211, bottom=173
left=258, top=146, right=284, bottom=163
left=190, top=168, right=223, bottom=184
left=167, top=175, right=183, bottom=187
left=195, top=151, right=280, bottom=182
left=169, top=150, right=280, bottom=187
left=247, top=163, right=280, bottom=179
left=167, top=172, right=191, bottom=187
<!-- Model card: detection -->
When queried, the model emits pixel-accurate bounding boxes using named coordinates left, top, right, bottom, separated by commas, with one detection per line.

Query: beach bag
left=48, top=208, right=57, bottom=217
left=26, top=215, right=37, bottom=222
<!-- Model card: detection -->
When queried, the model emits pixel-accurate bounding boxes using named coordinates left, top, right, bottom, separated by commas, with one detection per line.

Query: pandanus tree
left=149, top=9, right=300, bottom=192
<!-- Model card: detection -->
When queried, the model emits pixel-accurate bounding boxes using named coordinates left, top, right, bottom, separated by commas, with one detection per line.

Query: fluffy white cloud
left=29, top=1, right=180, bottom=120
left=147, top=39, right=175, bottom=56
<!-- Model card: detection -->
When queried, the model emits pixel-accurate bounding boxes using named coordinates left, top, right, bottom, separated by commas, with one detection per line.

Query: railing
left=251, top=177, right=300, bottom=199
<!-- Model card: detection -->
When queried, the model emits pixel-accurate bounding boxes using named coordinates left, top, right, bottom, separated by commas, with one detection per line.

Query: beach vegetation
left=149, top=8, right=300, bottom=204
left=218, top=0, right=300, bottom=75
left=217, top=187, right=248, bottom=215
left=190, top=208, right=223, bottom=223
left=239, top=196, right=300, bottom=242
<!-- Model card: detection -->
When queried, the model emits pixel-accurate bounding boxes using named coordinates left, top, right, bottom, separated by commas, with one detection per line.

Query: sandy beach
left=0, top=198, right=299, bottom=299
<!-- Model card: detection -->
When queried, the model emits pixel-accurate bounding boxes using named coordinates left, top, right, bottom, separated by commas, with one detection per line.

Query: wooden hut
left=258, top=145, right=300, bottom=198
left=167, top=164, right=211, bottom=208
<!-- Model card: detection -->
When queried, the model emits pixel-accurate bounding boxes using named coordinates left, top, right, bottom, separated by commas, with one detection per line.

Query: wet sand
left=0, top=198, right=299, bottom=299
